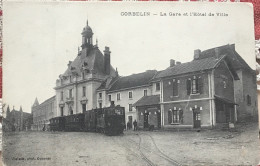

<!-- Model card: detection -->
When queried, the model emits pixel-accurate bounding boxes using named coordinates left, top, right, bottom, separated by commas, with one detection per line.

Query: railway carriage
left=96, top=106, right=125, bottom=135
left=49, top=117, right=65, bottom=131
left=84, top=109, right=97, bottom=132
left=49, top=105, right=125, bottom=135
left=64, top=113, right=85, bottom=132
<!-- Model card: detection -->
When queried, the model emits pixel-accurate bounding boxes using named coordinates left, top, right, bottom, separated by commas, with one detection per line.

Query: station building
left=134, top=44, right=257, bottom=129
left=31, top=21, right=257, bottom=130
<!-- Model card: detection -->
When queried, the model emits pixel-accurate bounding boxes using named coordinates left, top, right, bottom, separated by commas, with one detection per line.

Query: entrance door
left=144, top=112, right=149, bottom=128
left=193, top=110, right=201, bottom=128
left=128, top=116, right=133, bottom=129
left=157, top=111, right=161, bottom=128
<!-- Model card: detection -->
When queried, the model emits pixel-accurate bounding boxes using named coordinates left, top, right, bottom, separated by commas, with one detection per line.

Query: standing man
left=133, top=120, right=137, bottom=131
left=127, top=121, right=131, bottom=130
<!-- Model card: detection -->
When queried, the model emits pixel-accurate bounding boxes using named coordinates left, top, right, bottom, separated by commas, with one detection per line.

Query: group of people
left=127, top=120, right=138, bottom=131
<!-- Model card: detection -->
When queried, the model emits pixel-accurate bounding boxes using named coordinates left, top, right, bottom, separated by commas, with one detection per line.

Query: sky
left=2, top=2, right=255, bottom=113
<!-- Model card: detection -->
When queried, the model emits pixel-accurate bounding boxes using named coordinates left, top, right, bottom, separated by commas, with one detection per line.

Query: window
left=69, top=106, right=73, bottom=115
left=82, top=104, right=86, bottom=112
left=108, top=95, right=112, bottom=102
left=61, top=91, right=63, bottom=101
left=247, top=95, right=251, bottom=106
left=82, top=87, right=86, bottom=97
left=156, top=82, right=160, bottom=91
left=191, top=77, right=199, bottom=94
left=99, top=102, right=102, bottom=108
left=99, top=93, right=102, bottom=99
left=129, top=91, right=133, bottom=99
left=173, top=79, right=178, bottom=96
left=129, top=104, right=133, bottom=111
left=187, top=76, right=203, bottom=95
left=144, top=90, right=147, bottom=96
left=168, top=109, right=183, bottom=124
left=69, top=89, right=73, bottom=98
left=60, top=107, right=64, bottom=116
left=117, top=93, right=121, bottom=101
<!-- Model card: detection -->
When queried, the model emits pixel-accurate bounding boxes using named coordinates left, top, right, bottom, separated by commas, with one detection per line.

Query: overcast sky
left=3, top=2, right=255, bottom=113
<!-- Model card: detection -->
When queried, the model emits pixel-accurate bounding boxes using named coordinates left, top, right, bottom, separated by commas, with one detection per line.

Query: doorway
left=144, top=112, right=149, bottom=128
left=128, top=116, right=133, bottom=129
left=193, top=110, right=201, bottom=128
left=157, top=111, right=161, bottom=128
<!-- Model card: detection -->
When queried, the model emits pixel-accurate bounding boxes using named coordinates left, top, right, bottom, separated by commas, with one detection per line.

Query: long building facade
left=31, top=21, right=257, bottom=130
left=31, top=96, right=56, bottom=131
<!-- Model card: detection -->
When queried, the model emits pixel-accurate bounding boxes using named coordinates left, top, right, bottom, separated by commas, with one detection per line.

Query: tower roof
left=32, top=98, right=39, bottom=107
left=82, top=20, right=93, bottom=37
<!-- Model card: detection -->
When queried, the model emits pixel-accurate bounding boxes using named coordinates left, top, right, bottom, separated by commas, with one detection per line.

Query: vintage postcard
left=2, top=1, right=259, bottom=166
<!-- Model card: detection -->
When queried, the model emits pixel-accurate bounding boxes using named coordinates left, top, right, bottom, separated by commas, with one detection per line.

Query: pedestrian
left=133, top=120, right=137, bottom=131
left=127, top=121, right=131, bottom=130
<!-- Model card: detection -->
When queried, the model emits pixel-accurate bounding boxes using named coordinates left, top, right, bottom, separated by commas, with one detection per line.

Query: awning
left=133, top=95, right=160, bottom=107
left=214, top=95, right=238, bottom=105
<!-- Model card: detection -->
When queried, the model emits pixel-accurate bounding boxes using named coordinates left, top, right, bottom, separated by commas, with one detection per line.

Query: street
left=2, top=122, right=260, bottom=166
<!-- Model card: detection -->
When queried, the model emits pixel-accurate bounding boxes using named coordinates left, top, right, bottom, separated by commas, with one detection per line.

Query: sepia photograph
left=2, top=2, right=259, bottom=166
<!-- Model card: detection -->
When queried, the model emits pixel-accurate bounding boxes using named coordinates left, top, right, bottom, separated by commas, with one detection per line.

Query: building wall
left=162, top=72, right=209, bottom=102
left=105, top=86, right=152, bottom=126
left=234, top=69, right=258, bottom=120
left=162, top=100, right=211, bottom=127
left=161, top=72, right=211, bottom=128
left=214, top=61, right=234, bottom=101
left=56, top=80, right=103, bottom=116
left=136, top=105, right=161, bottom=128
left=32, top=96, right=56, bottom=131
left=151, top=82, right=161, bottom=95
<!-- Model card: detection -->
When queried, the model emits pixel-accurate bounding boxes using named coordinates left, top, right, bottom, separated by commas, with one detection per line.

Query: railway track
left=113, top=137, right=155, bottom=166
left=141, top=133, right=182, bottom=166
left=126, top=133, right=182, bottom=166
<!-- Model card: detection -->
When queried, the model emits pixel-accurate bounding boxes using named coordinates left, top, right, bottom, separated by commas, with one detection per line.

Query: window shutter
left=198, top=77, right=203, bottom=94
left=187, top=79, right=191, bottom=95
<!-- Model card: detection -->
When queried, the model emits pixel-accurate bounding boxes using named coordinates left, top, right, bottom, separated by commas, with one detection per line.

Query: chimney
left=170, top=59, right=175, bottom=67
left=215, top=47, right=220, bottom=59
left=104, top=46, right=111, bottom=75
left=176, top=61, right=181, bottom=65
left=115, top=67, right=119, bottom=77
left=194, top=49, right=201, bottom=60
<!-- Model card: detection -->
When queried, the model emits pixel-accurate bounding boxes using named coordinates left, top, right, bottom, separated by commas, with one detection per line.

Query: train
left=49, top=105, right=125, bottom=136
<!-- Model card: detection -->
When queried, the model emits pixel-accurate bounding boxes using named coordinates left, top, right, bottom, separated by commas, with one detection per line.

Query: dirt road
left=2, top=122, right=259, bottom=166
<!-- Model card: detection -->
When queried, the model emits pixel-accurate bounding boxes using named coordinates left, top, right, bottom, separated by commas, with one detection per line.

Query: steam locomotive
left=49, top=105, right=125, bottom=135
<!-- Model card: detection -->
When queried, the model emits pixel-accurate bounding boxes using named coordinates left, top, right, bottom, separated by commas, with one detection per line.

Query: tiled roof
left=63, top=47, right=116, bottom=77
left=39, top=95, right=56, bottom=106
left=197, top=44, right=253, bottom=71
left=108, top=70, right=157, bottom=92
left=156, top=44, right=248, bottom=79
left=133, top=95, right=160, bottom=107
left=96, top=76, right=119, bottom=91
left=156, top=55, right=225, bottom=78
